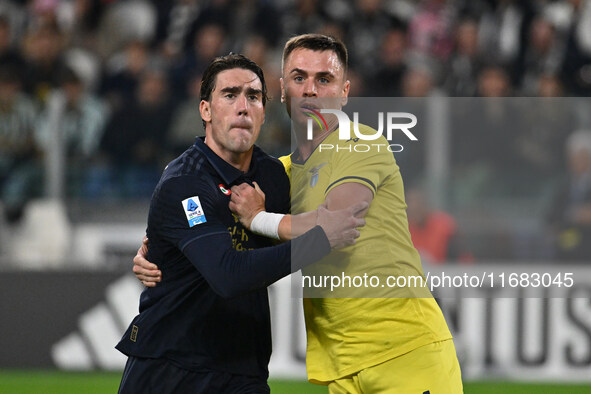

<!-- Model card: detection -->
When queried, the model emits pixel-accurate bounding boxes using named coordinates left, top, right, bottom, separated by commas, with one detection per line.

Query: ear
left=200, top=100, right=211, bottom=123
left=280, top=78, right=286, bottom=103
left=341, top=79, right=350, bottom=107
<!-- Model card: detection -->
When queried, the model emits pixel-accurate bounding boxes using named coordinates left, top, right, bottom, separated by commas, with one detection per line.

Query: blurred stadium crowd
left=1, top=0, right=591, bottom=263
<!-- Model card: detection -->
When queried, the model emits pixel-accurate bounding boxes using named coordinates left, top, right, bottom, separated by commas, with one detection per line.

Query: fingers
left=134, top=252, right=159, bottom=270
left=231, top=183, right=254, bottom=194
left=353, top=217, right=366, bottom=228
left=253, top=182, right=265, bottom=197
left=332, top=228, right=361, bottom=249
left=132, top=262, right=161, bottom=287
left=132, top=260, right=161, bottom=278
left=349, top=201, right=369, bottom=217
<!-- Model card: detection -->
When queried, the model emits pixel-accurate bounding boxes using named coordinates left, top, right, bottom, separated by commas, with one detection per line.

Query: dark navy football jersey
left=116, top=137, right=300, bottom=379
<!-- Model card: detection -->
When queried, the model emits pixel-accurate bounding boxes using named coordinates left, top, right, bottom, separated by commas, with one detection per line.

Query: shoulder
left=162, top=145, right=209, bottom=180
left=253, top=145, right=290, bottom=177
left=333, top=124, right=396, bottom=164
left=156, top=147, right=214, bottom=198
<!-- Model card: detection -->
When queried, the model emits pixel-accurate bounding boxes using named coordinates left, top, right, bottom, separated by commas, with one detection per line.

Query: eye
left=224, top=93, right=235, bottom=99
left=294, top=75, right=304, bottom=83
left=319, top=77, right=329, bottom=84
left=248, top=94, right=260, bottom=101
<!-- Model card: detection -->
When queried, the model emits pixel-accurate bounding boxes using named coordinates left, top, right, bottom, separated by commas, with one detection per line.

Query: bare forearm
left=277, top=210, right=319, bottom=241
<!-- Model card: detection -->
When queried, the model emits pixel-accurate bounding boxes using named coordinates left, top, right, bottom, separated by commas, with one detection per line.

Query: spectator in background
left=547, top=130, right=591, bottom=261
left=402, top=62, right=436, bottom=97
left=0, top=65, right=41, bottom=223
left=395, top=61, right=437, bottom=182
left=36, top=67, right=109, bottom=197
left=166, top=72, right=204, bottom=157
left=347, top=0, right=394, bottom=79
left=476, top=64, right=513, bottom=97
left=181, top=0, right=231, bottom=51
left=511, top=74, right=573, bottom=195
left=478, top=0, right=536, bottom=78
left=169, top=23, right=226, bottom=99
left=369, top=25, right=408, bottom=97
left=450, top=65, right=515, bottom=203
left=547, top=0, right=591, bottom=96
left=407, top=0, right=456, bottom=63
left=406, top=186, right=471, bottom=264
left=517, top=17, right=564, bottom=95
left=21, top=21, right=68, bottom=104
left=99, top=68, right=176, bottom=198
left=0, top=1, right=26, bottom=43
left=100, top=40, right=151, bottom=112
left=281, top=0, right=327, bottom=40
left=538, top=72, right=565, bottom=97
left=151, top=0, right=201, bottom=61
left=445, top=17, right=484, bottom=96
left=95, top=0, right=156, bottom=59
left=229, top=0, right=281, bottom=49
left=0, top=15, right=25, bottom=74
left=64, top=0, right=108, bottom=50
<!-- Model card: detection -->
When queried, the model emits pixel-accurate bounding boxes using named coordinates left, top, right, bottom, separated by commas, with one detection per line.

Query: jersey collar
left=194, top=137, right=259, bottom=185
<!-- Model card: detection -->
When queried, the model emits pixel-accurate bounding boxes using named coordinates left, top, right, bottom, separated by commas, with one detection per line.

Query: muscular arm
left=324, top=182, right=373, bottom=213
left=230, top=182, right=369, bottom=241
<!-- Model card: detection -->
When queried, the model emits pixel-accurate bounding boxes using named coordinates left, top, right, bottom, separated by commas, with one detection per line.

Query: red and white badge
left=219, top=184, right=231, bottom=195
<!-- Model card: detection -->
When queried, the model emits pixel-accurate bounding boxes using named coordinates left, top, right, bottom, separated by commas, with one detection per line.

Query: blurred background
left=1, top=0, right=591, bottom=392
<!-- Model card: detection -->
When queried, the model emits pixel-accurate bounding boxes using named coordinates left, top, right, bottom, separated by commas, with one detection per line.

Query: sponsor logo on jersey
left=181, top=196, right=207, bottom=227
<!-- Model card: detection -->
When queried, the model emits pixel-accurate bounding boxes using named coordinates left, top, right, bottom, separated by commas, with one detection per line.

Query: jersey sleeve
left=325, top=133, right=396, bottom=197
left=149, top=175, right=228, bottom=251
left=182, top=226, right=330, bottom=298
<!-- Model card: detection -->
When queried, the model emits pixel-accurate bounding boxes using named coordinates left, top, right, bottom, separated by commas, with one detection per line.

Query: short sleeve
left=325, top=134, right=396, bottom=196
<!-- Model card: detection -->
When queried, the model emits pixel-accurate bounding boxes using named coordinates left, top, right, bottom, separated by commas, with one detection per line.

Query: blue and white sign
left=181, top=196, right=207, bottom=227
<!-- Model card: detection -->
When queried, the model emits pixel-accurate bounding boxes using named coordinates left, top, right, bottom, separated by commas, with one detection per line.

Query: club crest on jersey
left=219, top=184, right=231, bottom=195
left=181, top=196, right=207, bottom=227
left=309, top=162, right=327, bottom=188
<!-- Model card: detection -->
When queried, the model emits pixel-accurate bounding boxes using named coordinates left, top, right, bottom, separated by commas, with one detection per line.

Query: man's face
left=281, top=48, right=349, bottom=128
left=200, top=68, right=265, bottom=156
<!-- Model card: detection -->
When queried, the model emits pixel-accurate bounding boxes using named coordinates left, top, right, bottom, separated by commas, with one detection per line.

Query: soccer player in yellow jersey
left=231, top=34, right=463, bottom=393
left=135, top=34, right=463, bottom=393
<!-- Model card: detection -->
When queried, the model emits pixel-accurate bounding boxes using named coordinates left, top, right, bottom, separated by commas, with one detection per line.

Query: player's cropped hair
left=282, top=34, right=348, bottom=73
left=200, top=53, right=269, bottom=106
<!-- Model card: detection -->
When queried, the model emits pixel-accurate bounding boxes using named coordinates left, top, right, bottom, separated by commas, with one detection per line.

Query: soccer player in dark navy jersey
left=116, top=54, right=365, bottom=394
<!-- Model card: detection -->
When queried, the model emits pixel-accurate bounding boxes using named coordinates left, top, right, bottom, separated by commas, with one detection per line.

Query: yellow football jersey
left=281, top=125, right=452, bottom=383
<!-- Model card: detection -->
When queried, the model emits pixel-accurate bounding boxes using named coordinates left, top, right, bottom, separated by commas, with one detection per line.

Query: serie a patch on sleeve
left=181, top=196, right=207, bottom=227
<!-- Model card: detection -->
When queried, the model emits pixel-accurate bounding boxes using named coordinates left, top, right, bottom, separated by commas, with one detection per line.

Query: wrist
left=250, top=211, right=285, bottom=240
left=246, top=208, right=265, bottom=228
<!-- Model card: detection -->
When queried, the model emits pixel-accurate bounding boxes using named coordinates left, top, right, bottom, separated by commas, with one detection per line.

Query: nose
left=303, top=79, right=317, bottom=97
left=236, top=93, right=249, bottom=115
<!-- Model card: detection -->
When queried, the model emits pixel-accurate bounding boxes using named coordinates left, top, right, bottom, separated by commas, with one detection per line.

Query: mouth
left=230, top=123, right=252, bottom=131
left=300, top=103, right=320, bottom=112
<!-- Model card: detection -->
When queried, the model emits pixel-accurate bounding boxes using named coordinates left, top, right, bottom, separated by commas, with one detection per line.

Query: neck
left=293, top=118, right=338, bottom=161
left=204, top=137, right=253, bottom=172
left=295, top=129, right=331, bottom=161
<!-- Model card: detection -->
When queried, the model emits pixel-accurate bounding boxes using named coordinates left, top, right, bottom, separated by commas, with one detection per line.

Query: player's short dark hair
left=200, top=53, right=268, bottom=106
left=282, top=34, right=348, bottom=73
